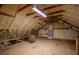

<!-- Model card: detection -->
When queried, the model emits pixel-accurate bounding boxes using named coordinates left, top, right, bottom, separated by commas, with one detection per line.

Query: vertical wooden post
left=76, top=37, right=79, bottom=55
left=16, top=29, right=17, bottom=38
left=23, top=30, right=24, bottom=41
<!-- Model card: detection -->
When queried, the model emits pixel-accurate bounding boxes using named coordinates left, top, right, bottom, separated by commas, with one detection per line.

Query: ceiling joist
left=48, top=14, right=63, bottom=18
left=0, top=11, right=15, bottom=17
left=26, top=12, right=35, bottom=16
left=43, top=4, right=64, bottom=10
left=17, top=4, right=31, bottom=13
left=47, top=10, right=65, bottom=15
left=25, top=5, right=64, bottom=17
left=33, top=12, right=63, bottom=19
left=39, top=15, right=63, bottom=20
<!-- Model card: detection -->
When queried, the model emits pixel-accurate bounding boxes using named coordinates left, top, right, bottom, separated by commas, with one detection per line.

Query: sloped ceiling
left=0, top=4, right=79, bottom=33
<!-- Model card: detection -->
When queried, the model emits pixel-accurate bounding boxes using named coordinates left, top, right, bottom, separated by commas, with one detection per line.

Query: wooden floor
left=0, top=37, right=76, bottom=55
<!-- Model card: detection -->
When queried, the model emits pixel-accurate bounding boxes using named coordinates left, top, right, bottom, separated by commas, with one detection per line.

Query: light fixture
left=32, top=5, right=47, bottom=18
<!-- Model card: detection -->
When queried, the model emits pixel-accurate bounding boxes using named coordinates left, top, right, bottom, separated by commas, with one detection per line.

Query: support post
left=76, top=37, right=79, bottom=55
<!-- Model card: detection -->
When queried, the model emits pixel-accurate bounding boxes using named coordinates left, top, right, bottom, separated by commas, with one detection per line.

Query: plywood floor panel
left=0, top=37, right=76, bottom=55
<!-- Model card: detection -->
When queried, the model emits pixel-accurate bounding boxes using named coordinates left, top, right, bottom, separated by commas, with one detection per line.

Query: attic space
left=0, top=4, right=79, bottom=55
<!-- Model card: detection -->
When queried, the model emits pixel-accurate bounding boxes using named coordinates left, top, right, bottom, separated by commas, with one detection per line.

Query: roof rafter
left=25, top=5, right=64, bottom=17
left=0, top=11, right=15, bottom=17
left=48, top=14, right=63, bottom=18
left=47, top=10, right=65, bottom=15
left=26, top=12, right=35, bottom=16
left=43, top=4, right=64, bottom=10
left=57, top=18, right=79, bottom=32
left=17, top=4, right=31, bottom=13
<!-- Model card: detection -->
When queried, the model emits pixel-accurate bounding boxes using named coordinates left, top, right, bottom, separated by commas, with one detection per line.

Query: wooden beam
left=53, top=28, right=70, bottom=29
left=33, top=10, right=64, bottom=19
left=33, top=13, right=63, bottom=20
left=17, top=4, right=31, bottom=13
left=39, top=15, right=63, bottom=20
left=8, top=12, right=18, bottom=28
left=0, top=11, right=15, bottom=17
left=0, top=4, right=3, bottom=8
left=25, top=5, right=64, bottom=17
left=72, top=4, right=79, bottom=7
left=26, top=12, right=35, bottom=16
left=76, top=38, right=79, bottom=55
left=34, top=16, right=39, bottom=18
left=48, top=15, right=63, bottom=18
left=43, top=4, right=64, bottom=10
left=57, top=18, right=79, bottom=32
left=47, top=10, right=65, bottom=15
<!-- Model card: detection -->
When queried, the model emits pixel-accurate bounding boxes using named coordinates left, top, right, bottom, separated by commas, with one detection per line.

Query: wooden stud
left=76, top=37, right=79, bottom=55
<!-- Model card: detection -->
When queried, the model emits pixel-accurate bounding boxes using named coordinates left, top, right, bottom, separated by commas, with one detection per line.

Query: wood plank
left=76, top=38, right=79, bottom=55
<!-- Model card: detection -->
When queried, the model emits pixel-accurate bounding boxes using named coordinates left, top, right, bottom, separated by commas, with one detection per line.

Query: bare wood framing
left=47, top=10, right=65, bottom=15
left=38, top=15, right=63, bottom=21
left=48, top=14, right=63, bottom=18
left=8, top=14, right=17, bottom=28
left=76, top=38, right=79, bottom=55
left=33, top=12, right=63, bottom=19
left=25, top=5, right=64, bottom=17
left=57, top=18, right=79, bottom=32
left=26, top=12, right=35, bottom=16
left=0, top=4, right=3, bottom=8
left=0, top=11, right=15, bottom=17
left=43, top=4, right=64, bottom=10
left=17, top=4, right=31, bottom=13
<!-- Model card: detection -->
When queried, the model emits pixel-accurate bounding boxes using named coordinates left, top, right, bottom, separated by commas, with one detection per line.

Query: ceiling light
left=32, top=5, right=47, bottom=18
